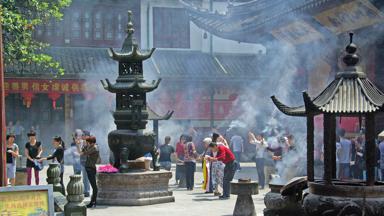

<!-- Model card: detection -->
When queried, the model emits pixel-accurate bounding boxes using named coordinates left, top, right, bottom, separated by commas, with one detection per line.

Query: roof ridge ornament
left=342, top=32, right=359, bottom=67
left=108, top=10, right=155, bottom=62
left=336, top=33, right=365, bottom=79
left=122, top=10, right=136, bottom=53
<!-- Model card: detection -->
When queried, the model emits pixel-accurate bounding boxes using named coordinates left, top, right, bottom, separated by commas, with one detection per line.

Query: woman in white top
left=249, top=132, right=268, bottom=189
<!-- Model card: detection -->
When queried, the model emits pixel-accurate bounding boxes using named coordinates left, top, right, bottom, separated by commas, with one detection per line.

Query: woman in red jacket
left=207, top=142, right=237, bottom=199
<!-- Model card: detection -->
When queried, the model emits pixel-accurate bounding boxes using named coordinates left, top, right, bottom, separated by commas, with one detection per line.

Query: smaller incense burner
left=272, top=33, right=384, bottom=215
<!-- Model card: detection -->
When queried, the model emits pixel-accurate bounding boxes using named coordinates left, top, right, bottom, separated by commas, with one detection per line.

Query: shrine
left=272, top=33, right=384, bottom=215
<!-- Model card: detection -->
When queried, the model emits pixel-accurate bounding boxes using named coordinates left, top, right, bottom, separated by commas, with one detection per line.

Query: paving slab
left=37, top=163, right=268, bottom=216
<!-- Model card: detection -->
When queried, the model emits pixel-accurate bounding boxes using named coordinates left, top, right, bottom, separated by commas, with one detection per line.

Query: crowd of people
left=6, top=121, right=384, bottom=205
left=5, top=128, right=100, bottom=208
left=156, top=127, right=298, bottom=199
left=316, top=128, right=384, bottom=181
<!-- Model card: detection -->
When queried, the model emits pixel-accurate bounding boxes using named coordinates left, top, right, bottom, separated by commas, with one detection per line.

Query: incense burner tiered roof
left=100, top=11, right=171, bottom=131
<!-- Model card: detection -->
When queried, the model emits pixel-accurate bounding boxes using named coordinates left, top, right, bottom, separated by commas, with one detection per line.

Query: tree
left=1, top=0, right=71, bottom=75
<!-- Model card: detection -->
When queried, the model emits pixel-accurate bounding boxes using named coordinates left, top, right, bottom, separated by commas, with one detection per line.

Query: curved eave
left=182, top=0, right=329, bottom=43
left=271, top=95, right=306, bottom=117
left=359, top=78, right=384, bottom=106
left=148, top=106, right=174, bottom=120
left=108, top=48, right=155, bottom=62
left=100, top=79, right=161, bottom=93
left=305, top=77, right=384, bottom=114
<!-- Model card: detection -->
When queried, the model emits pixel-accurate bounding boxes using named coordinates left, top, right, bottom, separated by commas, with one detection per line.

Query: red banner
left=4, top=78, right=90, bottom=94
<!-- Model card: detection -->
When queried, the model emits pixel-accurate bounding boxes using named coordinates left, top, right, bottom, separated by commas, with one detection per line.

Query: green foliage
left=1, top=0, right=71, bottom=75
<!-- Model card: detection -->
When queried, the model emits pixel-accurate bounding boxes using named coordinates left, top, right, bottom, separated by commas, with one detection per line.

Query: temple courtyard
left=39, top=163, right=266, bottom=216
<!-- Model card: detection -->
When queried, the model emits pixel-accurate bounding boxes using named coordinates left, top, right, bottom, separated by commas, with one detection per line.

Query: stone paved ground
left=40, top=163, right=268, bottom=216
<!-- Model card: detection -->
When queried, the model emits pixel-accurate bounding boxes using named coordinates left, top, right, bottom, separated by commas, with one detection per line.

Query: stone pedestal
left=97, top=171, right=174, bottom=206
left=231, top=181, right=258, bottom=216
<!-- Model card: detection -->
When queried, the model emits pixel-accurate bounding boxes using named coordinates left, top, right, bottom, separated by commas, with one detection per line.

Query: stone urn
left=47, top=163, right=63, bottom=194
left=64, top=175, right=86, bottom=216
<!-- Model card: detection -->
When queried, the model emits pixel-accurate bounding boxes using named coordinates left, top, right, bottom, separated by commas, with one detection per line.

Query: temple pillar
left=210, top=87, right=215, bottom=128
left=365, top=114, right=376, bottom=186
left=323, top=114, right=332, bottom=184
left=64, top=94, right=73, bottom=142
left=153, top=120, right=159, bottom=146
left=307, top=114, right=314, bottom=182
left=330, top=115, right=336, bottom=179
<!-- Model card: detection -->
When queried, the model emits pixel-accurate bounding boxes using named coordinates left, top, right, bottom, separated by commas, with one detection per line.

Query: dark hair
left=339, top=128, right=346, bottom=137
left=208, top=142, right=217, bottom=148
left=53, top=136, right=66, bottom=149
left=212, top=133, right=220, bottom=142
left=86, top=136, right=97, bottom=144
left=27, top=131, right=36, bottom=137
left=6, top=134, right=15, bottom=140
left=82, top=130, right=91, bottom=136
left=165, top=136, right=171, bottom=142
left=185, top=135, right=193, bottom=142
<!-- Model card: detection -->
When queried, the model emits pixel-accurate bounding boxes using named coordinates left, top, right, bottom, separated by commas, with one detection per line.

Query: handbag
left=34, top=159, right=44, bottom=171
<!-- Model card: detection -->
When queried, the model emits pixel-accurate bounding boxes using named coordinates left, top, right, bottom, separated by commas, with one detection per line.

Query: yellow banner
left=0, top=190, right=49, bottom=216
left=271, top=21, right=323, bottom=44
left=315, top=0, right=384, bottom=34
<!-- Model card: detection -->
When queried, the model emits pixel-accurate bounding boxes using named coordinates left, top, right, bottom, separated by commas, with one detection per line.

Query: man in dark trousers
left=207, top=142, right=237, bottom=200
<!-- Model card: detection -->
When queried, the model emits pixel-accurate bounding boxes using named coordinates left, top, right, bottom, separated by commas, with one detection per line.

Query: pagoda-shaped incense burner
left=97, top=11, right=174, bottom=206
left=101, top=11, right=171, bottom=173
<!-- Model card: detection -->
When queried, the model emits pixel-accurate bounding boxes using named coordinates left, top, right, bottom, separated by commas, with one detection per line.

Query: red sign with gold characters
left=4, top=78, right=89, bottom=94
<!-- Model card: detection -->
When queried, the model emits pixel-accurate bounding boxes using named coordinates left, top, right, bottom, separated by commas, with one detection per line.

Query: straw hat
left=378, top=130, right=384, bottom=139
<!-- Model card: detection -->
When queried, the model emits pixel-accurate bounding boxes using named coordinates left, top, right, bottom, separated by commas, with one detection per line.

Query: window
left=84, top=12, right=92, bottom=39
left=153, top=7, right=190, bottom=48
left=71, top=11, right=81, bottom=39
left=94, top=12, right=103, bottom=40
left=116, top=13, right=124, bottom=40
left=105, top=13, right=114, bottom=40
left=46, top=20, right=53, bottom=37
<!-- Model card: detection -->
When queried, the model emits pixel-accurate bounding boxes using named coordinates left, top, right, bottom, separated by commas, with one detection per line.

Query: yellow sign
left=315, top=0, right=384, bottom=34
left=271, top=21, right=323, bottom=44
left=0, top=190, right=49, bottom=216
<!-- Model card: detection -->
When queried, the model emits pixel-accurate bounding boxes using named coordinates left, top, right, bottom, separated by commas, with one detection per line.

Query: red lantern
left=21, top=92, right=34, bottom=108
left=48, top=92, right=61, bottom=109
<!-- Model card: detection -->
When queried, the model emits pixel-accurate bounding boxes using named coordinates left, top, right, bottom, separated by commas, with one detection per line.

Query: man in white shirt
left=230, top=134, right=244, bottom=170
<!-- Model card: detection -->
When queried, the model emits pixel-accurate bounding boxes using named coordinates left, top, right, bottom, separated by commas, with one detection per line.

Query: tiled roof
left=5, top=47, right=265, bottom=80
left=149, top=50, right=224, bottom=78
left=312, top=78, right=384, bottom=113
left=181, top=0, right=327, bottom=43
left=272, top=33, right=384, bottom=115
left=272, top=76, right=384, bottom=115
left=5, top=47, right=117, bottom=76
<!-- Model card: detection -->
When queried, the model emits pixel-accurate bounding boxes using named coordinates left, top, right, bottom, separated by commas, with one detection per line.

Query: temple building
left=7, top=0, right=383, bottom=148
left=4, top=0, right=266, bottom=146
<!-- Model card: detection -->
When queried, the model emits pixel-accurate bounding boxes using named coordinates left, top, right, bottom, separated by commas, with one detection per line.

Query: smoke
left=71, top=61, right=117, bottom=164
